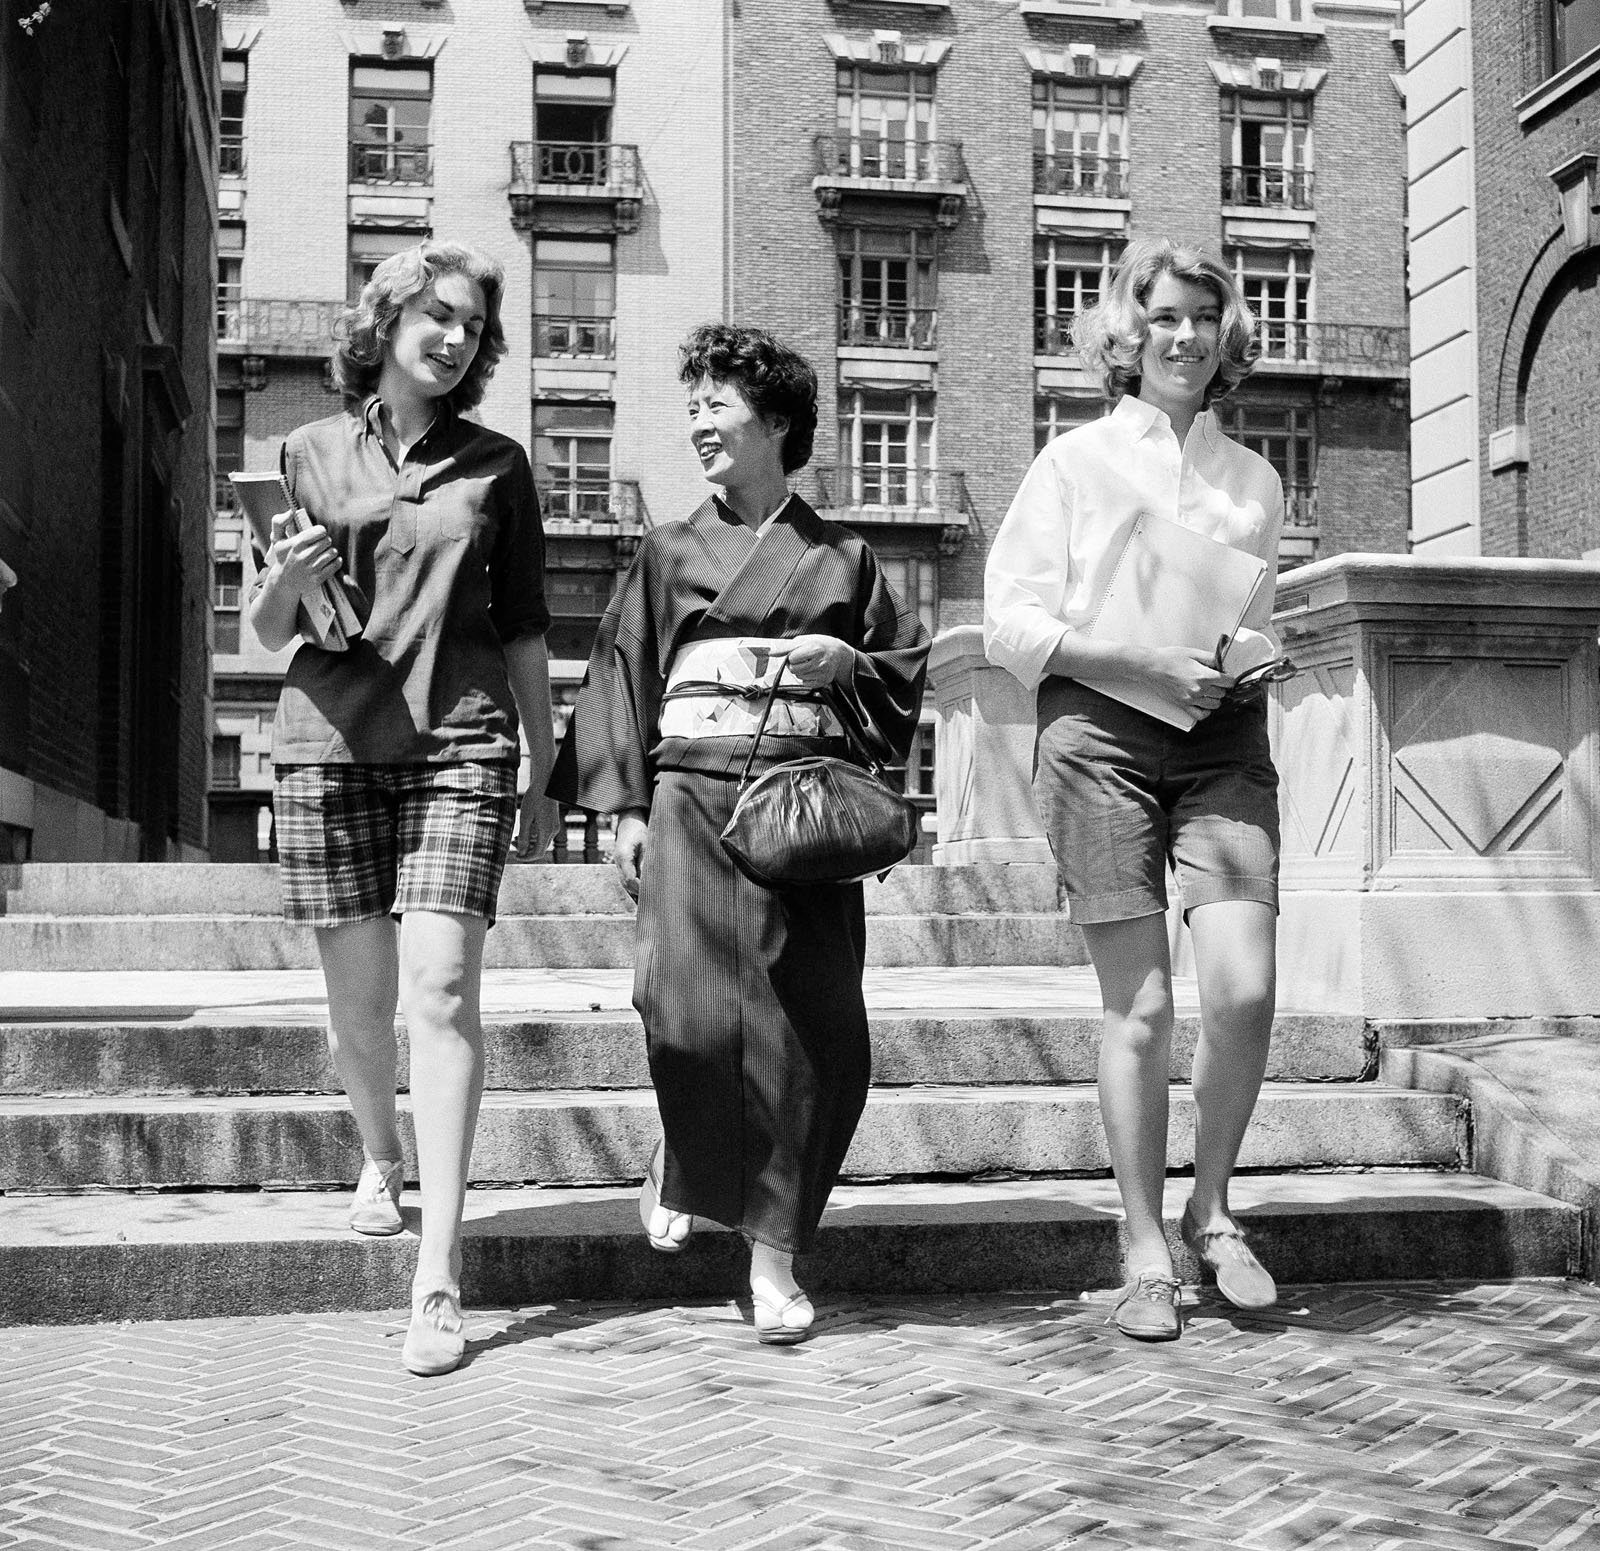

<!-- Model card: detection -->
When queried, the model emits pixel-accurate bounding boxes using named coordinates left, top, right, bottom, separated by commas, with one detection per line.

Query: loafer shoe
left=349, top=1157, right=404, bottom=1237
left=1181, top=1202, right=1277, bottom=1309
left=402, top=1287, right=466, bottom=1376
left=1111, top=1270, right=1182, bottom=1342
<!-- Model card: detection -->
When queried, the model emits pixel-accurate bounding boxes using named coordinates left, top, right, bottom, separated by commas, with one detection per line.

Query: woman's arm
left=1044, top=633, right=1231, bottom=718
left=504, top=632, right=561, bottom=859
left=248, top=511, right=342, bottom=654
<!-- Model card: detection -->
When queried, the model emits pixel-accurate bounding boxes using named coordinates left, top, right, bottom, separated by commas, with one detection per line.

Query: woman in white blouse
left=985, top=238, right=1285, bottom=1341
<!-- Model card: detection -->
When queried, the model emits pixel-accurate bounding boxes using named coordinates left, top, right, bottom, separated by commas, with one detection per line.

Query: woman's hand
left=1141, top=646, right=1234, bottom=717
left=515, top=789, right=561, bottom=860
left=785, top=634, right=853, bottom=688
left=265, top=511, right=341, bottom=601
left=613, top=809, right=649, bottom=901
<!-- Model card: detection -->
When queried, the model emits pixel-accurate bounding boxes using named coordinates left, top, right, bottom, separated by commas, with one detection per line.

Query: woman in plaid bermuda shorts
left=249, top=241, right=558, bottom=1375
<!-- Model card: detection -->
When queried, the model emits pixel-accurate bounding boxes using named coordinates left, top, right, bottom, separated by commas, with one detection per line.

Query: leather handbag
left=719, top=672, right=921, bottom=890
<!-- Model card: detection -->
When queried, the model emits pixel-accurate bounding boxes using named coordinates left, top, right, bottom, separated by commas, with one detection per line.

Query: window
left=877, top=554, right=938, bottom=638
left=1033, top=79, right=1128, bottom=197
left=217, top=223, right=244, bottom=342
left=349, top=64, right=432, bottom=185
left=1034, top=237, right=1119, bottom=354
left=216, top=358, right=244, bottom=508
left=534, top=239, right=615, bottom=356
left=839, top=389, right=936, bottom=507
left=348, top=228, right=427, bottom=304
left=545, top=569, right=617, bottom=660
left=1220, top=93, right=1312, bottom=207
left=1228, top=403, right=1317, bottom=535
left=212, top=555, right=243, bottom=655
left=901, top=721, right=936, bottom=796
left=1222, top=0, right=1309, bottom=18
left=1232, top=246, right=1311, bottom=360
left=535, top=71, right=614, bottom=183
left=1034, top=394, right=1104, bottom=451
left=1551, top=0, right=1600, bottom=73
left=837, top=228, right=938, bottom=348
left=836, top=66, right=936, bottom=178
left=220, top=53, right=247, bottom=177
left=534, top=403, right=614, bottom=520
left=212, top=735, right=242, bottom=789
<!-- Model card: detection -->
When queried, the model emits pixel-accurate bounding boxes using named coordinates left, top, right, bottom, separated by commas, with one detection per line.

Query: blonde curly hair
left=331, top=240, right=507, bottom=413
left=1073, top=238, right=1260, bottom=409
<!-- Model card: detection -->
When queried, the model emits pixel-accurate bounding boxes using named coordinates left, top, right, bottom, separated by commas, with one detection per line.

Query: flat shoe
left=1111, top=1270, right=1182, bottom=1342
left=752, top=1286, right=814, bottom=1346
left=1181, top=1202, right=1277, bottom=1309
left=402, top=1287, right=465, bottom=1376
left=639, top=1140, right=693, bottom=1253
left=349, top=1157, right=404, bottom=1237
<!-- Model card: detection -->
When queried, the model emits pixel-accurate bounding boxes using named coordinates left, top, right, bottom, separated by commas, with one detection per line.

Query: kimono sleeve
left=841, top=541, right=931, bottom=766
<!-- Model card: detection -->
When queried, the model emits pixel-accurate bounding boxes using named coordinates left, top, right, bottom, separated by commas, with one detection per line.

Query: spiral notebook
left=1077, top=511, right=1270, bottom=730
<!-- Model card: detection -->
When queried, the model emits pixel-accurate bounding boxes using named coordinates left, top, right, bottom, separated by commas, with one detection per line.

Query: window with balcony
left=213, top=555, right=243, bottom=655
left=1034, top=393, right=1105, bottom=451
left=534, top=239, right=615, bottom=357
left=1035, top=236, right=1120, bottom=355
left=835, top=65, right=937, bottom=179
left=217, top=223, right=244, bottom=342
left=1033, top=78, right=1128, bottom=198
left=1220, top=92, right=1312, bottom=208
left=838, top=389, right=936, bottom=506
left=535, top=402, right=614, bottom=521
left=348, top=228, right=427, bottom=304
left=546, top=569, right=618, bottom=661
left=1232, top=246, right=1311, bottom=360
left=535, top=70, right=615, bottom=184
left=877, top=554, right=938, bottom=637
left=216, top=358, right=244, bottom=508
left=349, top=64, right=432, bottom=185
left=837, top=228, right=937, bottom=349
left=1228, top=403, right=1315, bottom=517
left=212, top=735, right=243, bottom=790
left=1550, top=0, right=1600, bottom=73
left=221, top=53, right=247, bottom=178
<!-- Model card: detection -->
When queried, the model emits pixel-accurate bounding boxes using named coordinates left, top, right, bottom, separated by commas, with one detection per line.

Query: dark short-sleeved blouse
left=258, top=395, right=550, bottom=765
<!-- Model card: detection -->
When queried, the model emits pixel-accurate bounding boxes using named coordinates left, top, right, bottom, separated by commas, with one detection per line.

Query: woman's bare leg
left=398, top=909, right=489, bottom=1293
left=314, top=919, right=402, bottom=1165
left=1186, top=899, right=1277, bottom=1229
left=1081, top=912, right=1176, bottom=1275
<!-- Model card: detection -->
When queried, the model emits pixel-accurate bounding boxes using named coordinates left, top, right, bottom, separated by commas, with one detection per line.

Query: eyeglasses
left=1227, top=656, right=1300, bottom=699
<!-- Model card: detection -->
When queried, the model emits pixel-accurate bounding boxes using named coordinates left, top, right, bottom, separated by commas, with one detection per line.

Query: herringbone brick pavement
left=3, top=1281, right=1599, bottom=1551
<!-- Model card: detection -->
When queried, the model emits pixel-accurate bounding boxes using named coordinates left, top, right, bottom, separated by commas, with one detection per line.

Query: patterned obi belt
left=658, top=637, right=844, bottom=741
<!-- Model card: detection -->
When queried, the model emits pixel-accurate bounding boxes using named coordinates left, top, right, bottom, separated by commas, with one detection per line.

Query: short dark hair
left=677, top=323, right=818, bottom=474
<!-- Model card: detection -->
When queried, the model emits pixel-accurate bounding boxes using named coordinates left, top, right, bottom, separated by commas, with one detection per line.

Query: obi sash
left=658, top=637, right=844, bottom=741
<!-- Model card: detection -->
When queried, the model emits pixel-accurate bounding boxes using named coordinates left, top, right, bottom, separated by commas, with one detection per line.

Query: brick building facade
left=1406, top=0, right=1600, bottom=557
left=0, top=0, right=218, bottom=861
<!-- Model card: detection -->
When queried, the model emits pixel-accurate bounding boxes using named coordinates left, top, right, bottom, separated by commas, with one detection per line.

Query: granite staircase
left=0, top=863, right=1580, bottom=1325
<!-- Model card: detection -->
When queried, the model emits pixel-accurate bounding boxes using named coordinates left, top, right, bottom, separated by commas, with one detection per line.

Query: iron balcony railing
left=1278, top=482, right=1319, bottom=567
left=533, top=314, right=616, bottom=359
left=511, top=141, right=643, bottom=192
left=1034, top=152, right=1129, bottom=199
left=813, top=133, right=968, bottom=185
left=837, top=303, right=938, bottom=350
left=1258, top=320, right=1409, bottom=374
left=811, top=464, right=971, bottom=519
left=539, top=479, right=645, bottom=530
left=217, top=298, right=345, bottom=355
left=1034, top=314, right=1082, bottom=356
left=220, top=122, right=246, bottom=178
left=348, top=140, right=433, bottom=186
left=1222, top=164, right=1314, bottom=209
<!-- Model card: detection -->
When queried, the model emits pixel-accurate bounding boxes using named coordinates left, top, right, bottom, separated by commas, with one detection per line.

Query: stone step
left=0, top=1171, right=1573, bottom=1325
left=0, top=1083, right=1465, bottom=1190
left=0, top=1010, right=1372, bottom=1095
left=0, top=862, right=1060, bottom=918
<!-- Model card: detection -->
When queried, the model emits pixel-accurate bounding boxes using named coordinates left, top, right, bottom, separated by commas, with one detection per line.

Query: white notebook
left=1076, top=511, right=1269, bottom=729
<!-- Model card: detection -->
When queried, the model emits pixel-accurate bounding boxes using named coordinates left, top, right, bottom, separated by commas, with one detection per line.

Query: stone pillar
left=1272, top=555, right=1600, bottom=1017
left=926, top=626, right=1052, bottom=866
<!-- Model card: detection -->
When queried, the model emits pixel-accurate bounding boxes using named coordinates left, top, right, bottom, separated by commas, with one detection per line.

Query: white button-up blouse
left=984, top=395, right=1285, bottom=692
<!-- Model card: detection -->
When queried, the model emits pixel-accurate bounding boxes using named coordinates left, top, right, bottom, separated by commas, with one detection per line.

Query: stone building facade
left=1405, top=0, right=1600, bottom=557
left=0, top=0, right=218, bottom=861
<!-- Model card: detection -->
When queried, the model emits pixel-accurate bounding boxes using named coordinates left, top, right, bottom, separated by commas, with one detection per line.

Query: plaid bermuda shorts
left=272, top=761, right=519, bottom=928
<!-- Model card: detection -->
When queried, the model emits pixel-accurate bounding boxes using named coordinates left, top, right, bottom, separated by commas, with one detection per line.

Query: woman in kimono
left=551, top=324, right=929, bottom=1343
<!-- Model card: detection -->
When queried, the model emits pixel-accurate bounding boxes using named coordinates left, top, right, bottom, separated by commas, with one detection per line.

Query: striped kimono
left=550, top=494, right=930, bottom=1252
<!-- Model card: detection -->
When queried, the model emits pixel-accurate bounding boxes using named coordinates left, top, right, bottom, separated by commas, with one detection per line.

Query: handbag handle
left=735, top=668, right=888, bottom=791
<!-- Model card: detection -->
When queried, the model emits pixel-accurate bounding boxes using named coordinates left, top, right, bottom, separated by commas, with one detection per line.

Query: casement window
left=534, top=239, right=616, bottom=356
left=1221, top=0, right=1310, bottom=19
left=534, top=71, right=615, bottom=183
left=349, top=64, right=432, bottom=185
left=1550, top=0, right=1600, bottom=73
left=215, top=357, right=245, bottom=504
left=1034, top=394, right=1105, bottom=452
left=839, top=390, right=936, bottom=507
left=1220, top=92, right=1312, bottom=208
left=534, top=402, right=614, bottom=520
left=1034, top=236, right=1120, bottom=354
left=1032, top=79, right=1128, bottom=197
left=212, top=735, right=243, bottom=789
left=835, top=65, right=937, bottom=179
left=877, top=554, right=938, bottom=638
left=1227, top=403, right=1317, bottom=527
left=1231, top=246, right=1312, bottom=360
left=217, top=224, right=244, bottom=342
left=220, top=53, right=247, bottom=177
left=837, top=228, right=938, bottom=348
left=347, top=228, right=427, bottom=304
